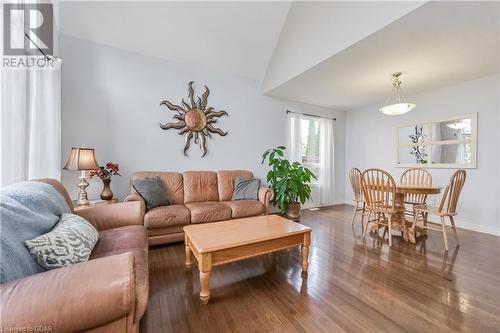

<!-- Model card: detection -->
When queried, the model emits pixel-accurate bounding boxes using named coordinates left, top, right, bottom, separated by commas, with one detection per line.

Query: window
left=300, top=118, right=320, bottom=182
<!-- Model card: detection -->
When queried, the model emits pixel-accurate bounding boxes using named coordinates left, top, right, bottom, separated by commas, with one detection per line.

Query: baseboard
left=303, top=200, right=346, bottom=209
left=342, top=202, right=500, bottom=237
left=452, top=218, right=500, bottom=236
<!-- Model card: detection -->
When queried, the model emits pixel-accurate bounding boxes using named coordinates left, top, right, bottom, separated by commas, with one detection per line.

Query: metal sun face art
left=159, top=81, right=228, bottom=157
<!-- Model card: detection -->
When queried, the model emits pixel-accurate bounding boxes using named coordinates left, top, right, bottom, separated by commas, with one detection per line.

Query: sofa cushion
left=217, top=170, right=253, bottom=201
left=144, top=205, right=190, bottom=229
left=132, top=177, right=170, bottom=210
left=232, top=176, right=260, bottom=200
left=90, top=225, right=148, bottom=321
left=183, top=171, right=219, bottom=203
left=222, top=200, right=266, bottom=218
left=131, top=172, right=184, bottom=205
left=25, top=213, right=99, bottom=270
left=185, top=202, right=232, bottom=223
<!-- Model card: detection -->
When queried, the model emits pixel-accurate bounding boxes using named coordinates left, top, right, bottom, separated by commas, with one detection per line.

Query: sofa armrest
left=0, top=253, right=136, bottom=333
left=258, top=186, right=275, bottom=213
left=125, top=193, right=145, bottom=207
left=76, top=201, right=143, bottom=231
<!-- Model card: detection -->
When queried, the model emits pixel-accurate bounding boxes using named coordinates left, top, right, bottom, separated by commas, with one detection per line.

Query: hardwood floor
left=140, top=204, right=500, bottom=333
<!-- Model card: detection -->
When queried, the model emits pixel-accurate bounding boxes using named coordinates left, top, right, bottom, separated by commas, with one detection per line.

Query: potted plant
left=261, top=146, right=317, bottom=221
left=89, top=162, right=121, bottom=200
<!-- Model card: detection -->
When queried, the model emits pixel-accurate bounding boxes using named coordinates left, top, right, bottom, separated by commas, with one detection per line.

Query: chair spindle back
left=400, top=168, right=433, bottom=205
left=361, top=169, right=397, bottom=211
left=438, top=170, right=466, bottom=215
left=349, top=168, right=363, bottom=201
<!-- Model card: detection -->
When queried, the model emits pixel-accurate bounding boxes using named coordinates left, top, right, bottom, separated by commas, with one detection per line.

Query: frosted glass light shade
left=447, top=119, right=471, bottom=129
left=380, top=103, right=416, bottom=116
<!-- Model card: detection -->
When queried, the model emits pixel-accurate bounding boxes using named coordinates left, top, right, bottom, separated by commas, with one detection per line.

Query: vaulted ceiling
left=265, top=1, right=500, bottom=110
left=59, top=1, right=500, bottom=110
left=58, top=1, right=291, bottom=80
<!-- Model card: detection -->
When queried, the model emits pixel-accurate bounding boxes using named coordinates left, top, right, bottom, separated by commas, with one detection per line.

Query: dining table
left=370, top=183, right=442, bottom=243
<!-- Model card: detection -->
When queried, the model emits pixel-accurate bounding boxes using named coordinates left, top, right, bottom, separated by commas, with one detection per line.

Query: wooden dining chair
left=412, top=170, right=466, bottom=251
left=400, top=168, right=433, bottom=218
left=361, top=169, right=405, bottom=246
left=349, top=168, right=367, bottom=228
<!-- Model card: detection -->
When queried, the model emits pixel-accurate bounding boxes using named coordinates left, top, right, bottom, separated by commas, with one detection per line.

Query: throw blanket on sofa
left=0, top=181, right=70, bottom=283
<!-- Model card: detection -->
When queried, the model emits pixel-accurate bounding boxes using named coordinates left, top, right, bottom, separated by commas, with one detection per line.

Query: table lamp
left=63, top=147, right=99, bottom=206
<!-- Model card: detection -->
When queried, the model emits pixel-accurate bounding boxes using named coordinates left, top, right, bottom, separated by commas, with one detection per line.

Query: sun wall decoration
left=159, top=81, right=228, bottom=157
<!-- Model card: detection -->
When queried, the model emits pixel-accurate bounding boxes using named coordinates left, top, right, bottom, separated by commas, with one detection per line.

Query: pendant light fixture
left=380, top=72, right=416, bottom=116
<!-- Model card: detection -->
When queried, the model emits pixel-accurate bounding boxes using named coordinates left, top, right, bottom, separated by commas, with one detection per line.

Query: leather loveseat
left=0, top=179, right=148, bottom=333
left=125, top=170, right=274, bottom=246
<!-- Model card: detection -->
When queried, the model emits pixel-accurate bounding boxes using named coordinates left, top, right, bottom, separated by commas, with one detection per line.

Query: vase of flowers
left=89, top=162, right=121, bottom=200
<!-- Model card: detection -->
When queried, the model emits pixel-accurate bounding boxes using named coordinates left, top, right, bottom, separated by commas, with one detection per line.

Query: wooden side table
left=73, top=198, right=119, bottom=212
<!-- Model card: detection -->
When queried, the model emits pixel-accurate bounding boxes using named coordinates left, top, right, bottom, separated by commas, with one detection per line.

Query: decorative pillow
left=132, top=177, right=170, bottom=210
left=25, top=214, right=99, bottom=270
left=232, top=177, right=261, bottom=200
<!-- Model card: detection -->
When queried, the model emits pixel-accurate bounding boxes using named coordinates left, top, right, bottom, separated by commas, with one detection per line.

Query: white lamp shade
left=380, top=103, right=416, bottom=116
left=63, top=147, right=99, bottom=171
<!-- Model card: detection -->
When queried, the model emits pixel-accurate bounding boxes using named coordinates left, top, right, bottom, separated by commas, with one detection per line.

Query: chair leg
left=363, top=211, right=371, bottom=238
left=351, top=201, right=359, bottom=226
left=449, top=216, right=460, bottom=246
left=360, top=202, right=366, bottom=234
left=440, top=216, right=449, bottom=251
left=388, top=215, right=393, bottom=247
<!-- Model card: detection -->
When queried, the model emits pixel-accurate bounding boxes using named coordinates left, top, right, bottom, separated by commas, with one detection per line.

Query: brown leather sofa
left=0, top=179, right=148, bottom=333
left=125, top=170, right=274, bottom=246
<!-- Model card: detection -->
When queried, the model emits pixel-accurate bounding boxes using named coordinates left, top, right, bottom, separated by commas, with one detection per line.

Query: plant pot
left=100, top=178, right=114, bottom=200
left=285, top=202, right=301, bottom=221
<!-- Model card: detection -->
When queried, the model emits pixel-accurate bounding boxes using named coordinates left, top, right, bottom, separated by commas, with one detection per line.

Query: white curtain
left=319, top=118, right=335, bottom=205
left=288, top=111, right=335, bottom=207
left=288, top=111, right=302, bottom=163
left=1, top=61, right=62, bottom=187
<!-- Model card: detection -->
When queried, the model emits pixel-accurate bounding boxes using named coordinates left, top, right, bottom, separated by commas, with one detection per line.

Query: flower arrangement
left=89, top=162, right=121, bottom=200
left=89, top=162, right=121, bottom=180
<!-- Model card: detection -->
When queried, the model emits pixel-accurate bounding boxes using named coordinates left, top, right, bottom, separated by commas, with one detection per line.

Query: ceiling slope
left=59, top=1, right=291, bottom=80
left=263, top=1, right=427, bottom=93
left=265, top=1, right=500, bottom=110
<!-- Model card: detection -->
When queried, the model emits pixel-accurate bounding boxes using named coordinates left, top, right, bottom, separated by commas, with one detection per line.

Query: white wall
left=59, top=36, right=346, bottom=204
left=345, top=75, right=500, bottom=235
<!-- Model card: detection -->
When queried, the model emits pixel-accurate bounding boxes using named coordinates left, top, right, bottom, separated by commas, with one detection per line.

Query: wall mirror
left=395, top=113, right=477, bottom=168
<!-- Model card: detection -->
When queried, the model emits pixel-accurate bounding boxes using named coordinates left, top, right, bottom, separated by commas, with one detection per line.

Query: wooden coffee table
left=183, top=215, right=312, bottom=304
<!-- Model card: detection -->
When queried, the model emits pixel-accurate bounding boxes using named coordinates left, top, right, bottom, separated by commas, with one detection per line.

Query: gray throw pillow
left=232, top=176, right=261, bottom=200
left=25, top=214, right=99, bottom=270
left=132, top=177, right=169, bottom=210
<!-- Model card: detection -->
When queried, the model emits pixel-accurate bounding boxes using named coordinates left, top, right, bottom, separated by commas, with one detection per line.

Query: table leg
left=199, top=271, right=211, bottom=304
left=394, top=193, right=410, bottom=241
left=185, top=244, right=192, bottom=271
left=301, top=232, right=311, bottom=273
left=301, top=245, right=309, bottom=272
left=199, top=253, right=212, bottom=304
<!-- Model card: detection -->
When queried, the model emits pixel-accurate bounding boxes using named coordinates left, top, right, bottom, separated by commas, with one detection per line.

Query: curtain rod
left=286, top=110, right=336, bottom=121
